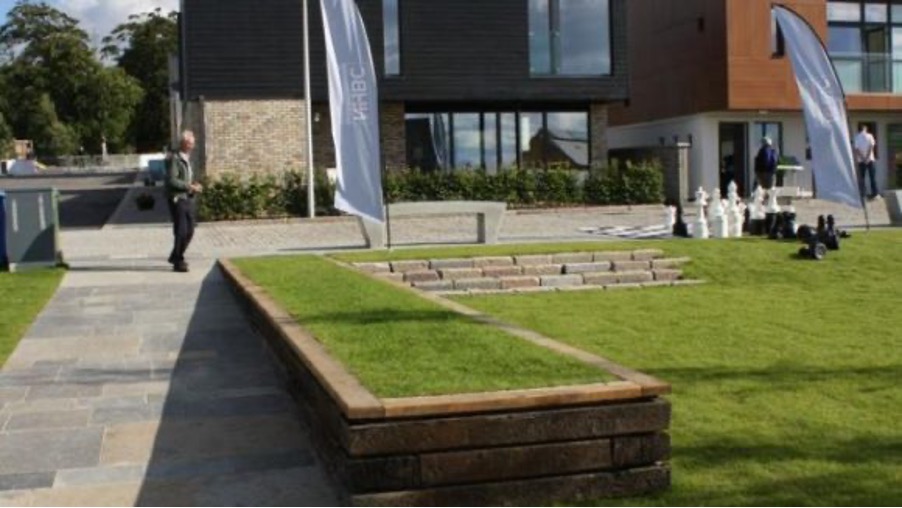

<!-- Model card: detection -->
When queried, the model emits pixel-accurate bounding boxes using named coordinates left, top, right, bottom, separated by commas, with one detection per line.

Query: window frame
left=382, top=0, right=402, bottom=77
left=404, top=106, right=591, bottom=171
left=529, top=0, right=614, bottom=78
left=827, top=0, right=902, bottom=93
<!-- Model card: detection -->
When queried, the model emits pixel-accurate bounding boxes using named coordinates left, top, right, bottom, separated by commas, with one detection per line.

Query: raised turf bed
left=220, top=257, right=671, bottom=506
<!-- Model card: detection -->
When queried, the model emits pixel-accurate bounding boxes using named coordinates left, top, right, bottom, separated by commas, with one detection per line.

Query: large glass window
left=519, top=112, right=545, bottom=167
left=827, top=1, right=902, bottom=93
left=483, top=113, right=499, bottom=173
left=453, top=113, right=481, bottom=169
left=529, top=0, right=611, bottom=76
left=405, top=109, right=589, bottom=170
left=546, top=112, right=589, bottom=167
left=405, top=113, right=449, bottom=171
left=383, top=0, right=400, bottom=75
left=500, top=113, right=518, bottom=169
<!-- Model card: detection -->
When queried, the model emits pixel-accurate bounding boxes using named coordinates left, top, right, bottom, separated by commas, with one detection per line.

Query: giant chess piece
left=673, top=204, right=689, bottom=238
left=781, top=205, right=798, bottom=240
left=765, top=188, right=781, bottom=238
left=734, top=201, right=748, bottom=238
left=728, top=182, right=744, bottom=238
left=709, top=189, right=728, bottom=239
left=694, top=187, right=710, bottom=239
left=665, top=205, right=677, bottom=232
left=824, top=215, right=840, bottom=250
left=749, top=186, right=767, bottom=236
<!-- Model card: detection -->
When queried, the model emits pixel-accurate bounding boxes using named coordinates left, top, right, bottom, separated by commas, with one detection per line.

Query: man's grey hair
left=180, top=130, right=195, bottom=143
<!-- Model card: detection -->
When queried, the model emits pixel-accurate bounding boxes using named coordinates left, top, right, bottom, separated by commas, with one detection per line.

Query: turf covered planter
left=219, top=259, right=672, bottom=506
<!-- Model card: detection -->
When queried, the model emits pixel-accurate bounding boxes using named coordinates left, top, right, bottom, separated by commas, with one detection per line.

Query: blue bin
left=0, top=191, right=7, bottom=269
left=148, top=159, right=167, bottom=182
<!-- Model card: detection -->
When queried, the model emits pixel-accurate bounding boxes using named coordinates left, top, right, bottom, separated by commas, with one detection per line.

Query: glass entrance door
left=887, top=124, right=902, bottom=190
left=719, top=123, right=748, bottom=197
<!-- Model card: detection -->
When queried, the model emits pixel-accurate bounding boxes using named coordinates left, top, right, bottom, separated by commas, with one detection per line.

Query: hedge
left=197, top=160, right=663, bottom=222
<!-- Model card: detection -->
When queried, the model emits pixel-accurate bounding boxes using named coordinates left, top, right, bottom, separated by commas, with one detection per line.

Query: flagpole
left=377, top=102, right=393, bottom=250
left=303, top=0, right=316, bottom=218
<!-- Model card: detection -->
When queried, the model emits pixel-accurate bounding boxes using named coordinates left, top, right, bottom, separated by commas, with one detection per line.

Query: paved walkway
left=66, top=198, right=891, bottom=262
left=0, top=261, right=337, bottom=506
left=0, top=197, right=893, bottom=506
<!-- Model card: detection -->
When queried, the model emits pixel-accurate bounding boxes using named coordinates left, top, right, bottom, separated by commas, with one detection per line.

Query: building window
left=826, top=1, right=902, bottom=93
left=546, top=112, right=590, bottom=167
left=529, top=0, right=611, bottom=76
left=383, top=0, right=400, bottom=76
left=405, top=109, right=589, bottom=170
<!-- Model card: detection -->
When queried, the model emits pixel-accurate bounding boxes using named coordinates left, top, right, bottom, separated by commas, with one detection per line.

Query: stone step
left=359, top=252, right=694, bottom=295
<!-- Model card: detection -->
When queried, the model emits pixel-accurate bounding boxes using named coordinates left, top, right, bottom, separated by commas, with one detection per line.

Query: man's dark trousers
left=858, top=161, right=879, bottom=199
left=168, top=197, right=196, bottom=266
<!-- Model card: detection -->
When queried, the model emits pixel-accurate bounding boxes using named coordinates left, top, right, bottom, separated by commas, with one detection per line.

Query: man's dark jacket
left=165, top=153, right=192, bottom=201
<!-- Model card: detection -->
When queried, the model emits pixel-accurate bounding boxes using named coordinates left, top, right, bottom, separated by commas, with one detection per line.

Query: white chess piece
left=731, top=201, right=746, bottom=238
left=751, top=186, right=767, bottom=220
left=727, top=180, right=739, bottom=204
left=694, top=187, right=710, bottom=239
left=665, top=205, right=676, bottom=231
left=766, top=188, right=781, bottom=214
left=709, top=189, right=728, bottom=239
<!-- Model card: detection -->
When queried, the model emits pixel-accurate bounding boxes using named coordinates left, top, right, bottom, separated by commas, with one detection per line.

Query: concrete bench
left=359, top=201, right=507, bottom=249
left=885, top=190, right=902, bottom=226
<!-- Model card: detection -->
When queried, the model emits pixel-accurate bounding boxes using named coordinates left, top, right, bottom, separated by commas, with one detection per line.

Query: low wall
left=220, top=259, right=672, bottom=506
left=610, top=143, right=690, bottom=205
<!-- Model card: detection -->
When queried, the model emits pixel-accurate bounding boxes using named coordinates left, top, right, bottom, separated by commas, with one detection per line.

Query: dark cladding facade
left=179, top=0, right=628, bottom=176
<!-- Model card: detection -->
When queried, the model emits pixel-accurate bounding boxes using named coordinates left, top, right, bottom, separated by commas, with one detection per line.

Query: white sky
left=52, top=0, right=178, bottom=41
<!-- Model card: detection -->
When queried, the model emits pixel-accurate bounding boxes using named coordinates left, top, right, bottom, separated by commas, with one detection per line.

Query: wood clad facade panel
left=725, top=0, right=825, bottom=111
left=609, top=0, right=728, bottom=126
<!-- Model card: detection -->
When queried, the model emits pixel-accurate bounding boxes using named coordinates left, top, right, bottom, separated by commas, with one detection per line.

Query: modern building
left=608, top=0, right=902, bottom=198
left=177, top=0, right=628, bottom=178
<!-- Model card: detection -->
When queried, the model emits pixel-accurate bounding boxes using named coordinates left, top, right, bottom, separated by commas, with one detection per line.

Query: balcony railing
left=829, top=52, right=902, bottom=94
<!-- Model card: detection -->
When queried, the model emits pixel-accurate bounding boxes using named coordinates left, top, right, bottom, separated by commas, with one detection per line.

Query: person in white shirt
left=853, top=124, right=879, bottom=200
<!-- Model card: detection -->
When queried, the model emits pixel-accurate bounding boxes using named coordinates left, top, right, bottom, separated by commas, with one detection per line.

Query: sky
left=0, top=0, right=178, bottom=42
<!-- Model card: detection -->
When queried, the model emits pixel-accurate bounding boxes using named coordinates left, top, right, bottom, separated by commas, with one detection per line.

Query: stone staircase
left=353, top=249, right=702, bottom=295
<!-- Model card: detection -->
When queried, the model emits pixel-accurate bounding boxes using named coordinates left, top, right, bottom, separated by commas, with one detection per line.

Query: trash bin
left=148, top=159, right=167, bottom=183
left=3, top=188, right=62, bottom=271
left=0, top=191, right=7, bottom=269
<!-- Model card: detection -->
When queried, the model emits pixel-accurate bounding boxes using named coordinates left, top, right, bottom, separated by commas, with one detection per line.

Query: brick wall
left=199, top=99, right=406, bottom=177
left=590, top=103, right=609, bottom=167
left=381, top=102, right=406, bottom=170
left=203, top=99, right=307, bottom=177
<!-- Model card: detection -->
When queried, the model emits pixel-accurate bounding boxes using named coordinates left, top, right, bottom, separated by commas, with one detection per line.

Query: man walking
left=854, top=124, right=879, bottom=200
left=165, top=131, right=203, bottom=272
left=754, top=137, right=778, bottom=190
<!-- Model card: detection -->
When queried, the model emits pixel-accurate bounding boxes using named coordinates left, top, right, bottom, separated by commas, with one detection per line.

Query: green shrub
left=197, top=161, right=663, bottom=222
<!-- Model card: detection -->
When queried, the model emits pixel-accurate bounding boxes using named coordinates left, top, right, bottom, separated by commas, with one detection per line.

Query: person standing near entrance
left=854, top=124, right=879, bottom=200
left=165, top=130, right=203, bottom=272
left=754, top=137, right=778, bottom=190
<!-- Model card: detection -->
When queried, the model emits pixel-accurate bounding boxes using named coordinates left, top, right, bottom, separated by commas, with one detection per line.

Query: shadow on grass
left=298, top=309, right=463, bottom=326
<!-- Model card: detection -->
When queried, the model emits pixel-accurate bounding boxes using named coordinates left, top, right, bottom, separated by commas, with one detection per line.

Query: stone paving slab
left=0, top=261, right=338, bottom=505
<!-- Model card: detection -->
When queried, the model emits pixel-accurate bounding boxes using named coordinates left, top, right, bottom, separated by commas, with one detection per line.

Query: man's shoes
left=173, top=263, right=189, bottom=273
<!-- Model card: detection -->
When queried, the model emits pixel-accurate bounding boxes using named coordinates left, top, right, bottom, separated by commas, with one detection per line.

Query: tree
left=0, top=112, right=12, bottom=158
left=0, top=1, right=143, bottom=157
left=102, top=8, right=178, bottom=152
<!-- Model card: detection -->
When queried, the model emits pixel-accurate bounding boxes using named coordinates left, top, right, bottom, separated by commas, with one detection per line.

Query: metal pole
left=303, top=0, right=316, bottom=218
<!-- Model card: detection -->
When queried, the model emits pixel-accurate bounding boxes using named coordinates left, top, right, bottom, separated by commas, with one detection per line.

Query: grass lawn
left=0, top=269, right=64, bottom=367
left=446, top=231, right=901, bottom=506
left=231, top=256, right=611, bottom=398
